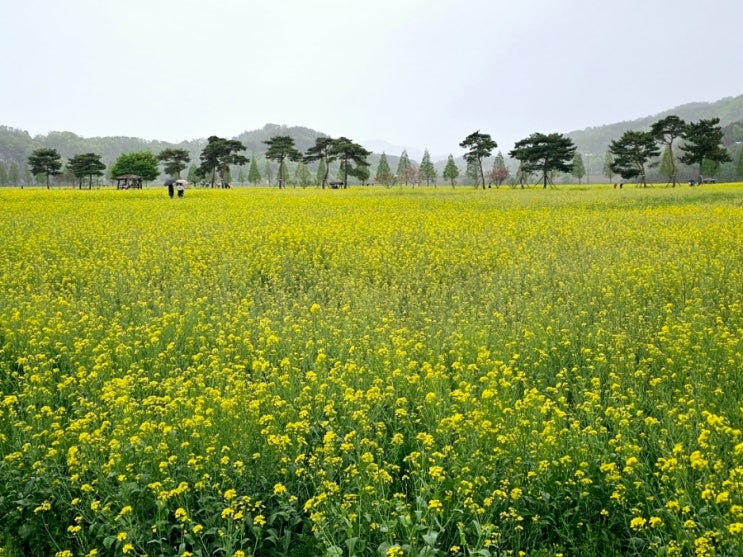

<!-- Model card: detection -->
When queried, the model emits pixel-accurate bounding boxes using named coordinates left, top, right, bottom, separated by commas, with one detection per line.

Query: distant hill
left=1, top=94, right=741, bottom=184
left=567, top=94, right=743, bottom=156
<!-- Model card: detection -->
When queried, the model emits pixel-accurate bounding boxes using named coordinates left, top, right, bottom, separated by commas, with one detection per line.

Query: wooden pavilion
left=115, top=174, right=143, bottom=189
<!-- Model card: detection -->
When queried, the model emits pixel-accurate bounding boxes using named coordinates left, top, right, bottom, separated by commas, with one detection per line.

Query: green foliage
left=264, top=136, right=302, bottom=189
left=27, top=148, right=63, bottom=188
left=198, top=136, right=249, bottom=187
left=509, top=132, right=576, bottom=188
left=375, top=153, right=395, bottom=188
left=304, top=137, right=336, bottom=188
left=608, top=130, right=659, bottom=186
left=157, top=148, right=191, bottom=179
left=459, top=131, right=497, bottom=189
left=443, top=155, right=459, bottom=187
left=603, top=149, right=614, bottom=182
left=571, top=153, right=585, bottom=183
left=0, top=161, right=7, bottom=186
left=67, top=152, right=106, bottom=189
left=396, top=150, right=411, bottom=186
left=651, top=115, right=685, bottom=186
left=419, top=149, right=437, bottom=186
left=293, top=161, right=312, bottom=188
left=329, top=137, right=370, bottom=188
left=247, top=158, right=262, bottom=185
left=737, top=149, right=743, bottom=178
left=680, top=118, right=732, bottom=178
left=109, top=151, right=160, bottom=182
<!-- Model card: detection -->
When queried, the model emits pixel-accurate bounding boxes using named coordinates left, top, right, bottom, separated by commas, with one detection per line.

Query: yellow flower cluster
left=1, top=185, right=743, bottom=556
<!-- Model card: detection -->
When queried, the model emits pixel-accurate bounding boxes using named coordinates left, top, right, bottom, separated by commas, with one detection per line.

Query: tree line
left=20, top=117, right=739, bottom=190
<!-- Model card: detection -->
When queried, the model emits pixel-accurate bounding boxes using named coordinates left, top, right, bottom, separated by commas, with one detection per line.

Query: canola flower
left=1, top=185, right=743, bottom=556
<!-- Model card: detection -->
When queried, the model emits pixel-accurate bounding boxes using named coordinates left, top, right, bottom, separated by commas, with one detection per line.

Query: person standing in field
left=168, top=182, right=175, bottom=198
left=176, top=183, right=185, bottom=198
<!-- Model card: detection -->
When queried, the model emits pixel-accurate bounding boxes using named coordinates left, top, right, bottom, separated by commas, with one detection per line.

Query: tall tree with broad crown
left=330, top=137, right=371, bottom=188
left=608, top=130, right=659, bottom=187
left=264, top=135, right=302, bottom=189
left=110, top=151, right=160, bottom=183
left=508, top=132, right=576, bottom=188
left=28, top=148, right=63, bottom=189
left=443, top=155, right=459, bottom=187
left=650, top=115, right=686, bottom=187
left=157, top=148, right=191, bottom=179
left=198, top=136, right=249, bottom=187
left=680, top=118, right=731, bottom=182
left=68, top=153, right=106, bottom=189
left=459, top=131, right=497, bottom=189
left=304, top=137, right=337, bottom=189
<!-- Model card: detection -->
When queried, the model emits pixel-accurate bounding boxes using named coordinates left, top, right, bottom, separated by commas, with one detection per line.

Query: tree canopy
left=110, top=151, right=160, bottom=182
left=27, top=148, right=63, bottom=188
left=680, top=118, right=731, bottom=180
left=419, top=149, right=437, bottom=186
left=264, top=136, right=302, bottom=189
left=158, top=148, right=191, bottom=179
left=375, top=153, right=395, bottom=188
left=68, top=152, right=106, bottom=189
left=304, top=137, right=337, bottom=189
left=198, top=136, right=249, bottom=187
left=330, top=137, right=371, bottom=188
left=509, top=132, right=576, bottom=188
left=650, top=115, right=686, bottom=186
left=608, top=130, right=659, bottom=187
left=459, top=131, right=497, bottom=189
left=443, top=155, right=459, bottom=187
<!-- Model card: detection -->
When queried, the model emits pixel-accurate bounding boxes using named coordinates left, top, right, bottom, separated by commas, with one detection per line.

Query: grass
left=1, top=183, right=743, bottom=556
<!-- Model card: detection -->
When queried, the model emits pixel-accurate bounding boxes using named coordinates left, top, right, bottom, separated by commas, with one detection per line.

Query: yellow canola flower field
left=1, top=185, right=743, bottom=557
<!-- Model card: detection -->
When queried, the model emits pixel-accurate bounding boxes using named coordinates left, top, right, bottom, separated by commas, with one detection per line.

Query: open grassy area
left=1, top=184, right=743, bottom=556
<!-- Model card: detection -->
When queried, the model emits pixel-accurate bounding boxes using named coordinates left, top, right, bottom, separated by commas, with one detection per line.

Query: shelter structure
left=115, top=174, right=143, bottom=189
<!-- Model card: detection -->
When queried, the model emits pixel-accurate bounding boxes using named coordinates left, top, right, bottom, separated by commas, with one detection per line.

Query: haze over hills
left=1, top=94, right=742, bottom=182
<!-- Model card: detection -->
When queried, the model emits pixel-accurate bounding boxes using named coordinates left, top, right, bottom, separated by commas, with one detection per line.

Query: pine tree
left=419, top=149, right=437, bottom=186
left=247, top=158, right=262, bottom=185
left=263, top=160, right=274, bottom=186
left=460, top=131, right=497, bottom=189
left=294, top=161, right=312, bottom=187
left=315, top=159, right=326, bottom=186
left=571, top=153, right=585, bottom=184
left=375, top=153, right=395, bottom=187
left=396, top=150, right=411, bottom=186
left=443, top=155, right=459, bottom=187
left=603, top=149, right=614, bottom=183
left=0, top=162, right=7, bottom=186
left=659, top=146, right=674, bottom=184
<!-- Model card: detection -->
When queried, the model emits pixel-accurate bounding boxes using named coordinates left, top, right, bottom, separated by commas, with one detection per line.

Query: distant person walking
left=167, top=182, right=175, bottom=198
left=176, top=183, right=185, bottom=198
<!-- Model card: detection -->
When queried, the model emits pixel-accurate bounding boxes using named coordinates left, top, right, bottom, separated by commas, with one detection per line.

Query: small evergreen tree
left=247, top=157, right=262, bottom=185
left=603, top=149, right=614, bottom=183
left=737, top=148, right=743, bottom=179
left=396, top=149, right=411, bottom=186
left=419, top=149, right=437, bottom=186
left=263, top=160, right=274, bottom=186
left=0, top=162, right=7, bottom=186
left=571, top=153, right=585, bottom=184
left=294, top=161, right=312, bottom=187
left=315, top=159, right=326, bottom=186
left=443, top=155, right=459, bottom=187
left=375, top=153, right=395, bottom=188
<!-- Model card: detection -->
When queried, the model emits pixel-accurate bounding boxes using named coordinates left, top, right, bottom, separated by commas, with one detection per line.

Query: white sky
left=2, top=0, right=742, bottom=157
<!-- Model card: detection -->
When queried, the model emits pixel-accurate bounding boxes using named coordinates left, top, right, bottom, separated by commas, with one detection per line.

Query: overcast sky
left=2, top=0, right=742, bottom=157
